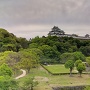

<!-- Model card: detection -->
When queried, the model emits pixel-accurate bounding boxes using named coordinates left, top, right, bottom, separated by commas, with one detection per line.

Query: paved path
left=15, top=69, right=26, bottom=79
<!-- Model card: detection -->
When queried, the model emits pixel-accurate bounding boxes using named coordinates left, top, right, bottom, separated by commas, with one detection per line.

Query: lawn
left=44, top=64, right=77, bottom=74
left=17, top=65, right=90, bottom=90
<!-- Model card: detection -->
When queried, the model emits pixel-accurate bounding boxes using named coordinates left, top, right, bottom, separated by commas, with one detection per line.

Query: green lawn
left=44, top=64, right=77, bottom=74
left=17, top=65, right=90, bottom=90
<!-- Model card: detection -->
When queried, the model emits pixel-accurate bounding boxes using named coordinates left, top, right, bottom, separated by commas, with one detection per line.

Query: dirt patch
left=34, top=76, right=49, bottom=82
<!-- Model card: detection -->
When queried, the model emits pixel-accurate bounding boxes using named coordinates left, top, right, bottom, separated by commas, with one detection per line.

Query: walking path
left=15, top=69, right=26, bottom=79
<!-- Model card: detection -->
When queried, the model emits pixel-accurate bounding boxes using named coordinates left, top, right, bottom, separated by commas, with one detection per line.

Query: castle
left=48, top=26, right=90, bottom=40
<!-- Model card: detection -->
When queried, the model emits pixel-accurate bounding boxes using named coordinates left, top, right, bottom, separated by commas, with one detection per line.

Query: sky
left=0, top=0, right=90, bottom=39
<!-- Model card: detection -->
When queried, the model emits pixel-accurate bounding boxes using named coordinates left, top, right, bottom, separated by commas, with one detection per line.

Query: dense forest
left=0, top=28, right=29, bottom=52
left=1, top=28, right=90, bottom=64
left=0, top=28, right=90, bottom=89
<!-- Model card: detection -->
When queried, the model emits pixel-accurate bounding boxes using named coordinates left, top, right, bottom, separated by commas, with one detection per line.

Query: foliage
left=0, top=63, right=13, bottom=77
left=73, top=52, right=86, bottom=62
left=0, top=51, right=21, bottom=74
left=84, top=86, right=90, bottom=90
left=0, top=63, right=18, bottom=90
left=0, top=28, right=89, bottom=65
left=30, top=33, right=90, bottom=57
left=39, top=45, right=60, bottom=64
left=18, top=65, right=90, bottom=89
left=0, top=28, right=29, bottom=52
left=77, top=63, right=86, bottom=77
left=80, top=46, right=90, bottom=56
left=86, top=57, right=90, bottom=65
left=65, top=60, right=74, bottom=76
left=21, top=77, right=38, bottom=90
left=18, top=49, right=40, bottom=73
left=60, top=52, right=85, bottom=63
left=29, top=43, right=39, bottom=48
left=17, top=37, right=29, bottom=49
left=75, top=60, right=86, bottom=77
left=75, top=60, right=82, bottom=67
left=6, top=51, right=21, bottom=70
left=60, top=53, right=73, bottom=63
left=0, top=76, right=18, bottom=90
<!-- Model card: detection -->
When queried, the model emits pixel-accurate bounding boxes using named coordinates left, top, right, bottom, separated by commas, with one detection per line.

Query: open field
left=18, top=65, right=90, bottom=90
left=43, top=64, right=78, bottom=74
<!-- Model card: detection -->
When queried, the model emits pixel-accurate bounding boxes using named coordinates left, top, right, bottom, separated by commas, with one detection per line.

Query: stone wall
left=52, top=85, right=87, bottom=90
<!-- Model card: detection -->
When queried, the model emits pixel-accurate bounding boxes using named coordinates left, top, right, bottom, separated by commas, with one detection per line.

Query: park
left=17, top=64, right=90, bottom=90
left=0, top=28, right=90, bottom=90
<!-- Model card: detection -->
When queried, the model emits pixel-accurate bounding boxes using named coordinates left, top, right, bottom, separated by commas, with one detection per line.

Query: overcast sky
left=0, top=0, right=90, bottom=39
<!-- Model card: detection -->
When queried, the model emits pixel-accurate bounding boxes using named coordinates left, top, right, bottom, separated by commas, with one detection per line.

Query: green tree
left=39, top=45, right=60, bottom=63
left=18, top=37, right=29, bottom=49
left=77, top=63, right=86, bottom=77
left=86, top=57, right=90, bottom=65
left=0, top=28, right=28, bottom=52
left=18, top=49, right=39, bottom=73
left=0, top=63, right=13, bottom=77
left=2, top=44, right=16, bottom=51
left=0, top=76, right=18, bottom=90
left=75, top=60, right=82, bottom=67
left=80, top=46, right=90, bottom=56
left=0, top=51, right=20, bottom=70
left=73, top=52, right=86, bottom=62
left=22, top=77, right=38, bottom=90
left=65, top=60, right=74, bottom=76
left=75, top=60, right=86, bottom=77
left=29, top=43, right=39, bottom=49
left=60, top=53, right=73, bottom=63
left=5, top=52, right=21, bottom=75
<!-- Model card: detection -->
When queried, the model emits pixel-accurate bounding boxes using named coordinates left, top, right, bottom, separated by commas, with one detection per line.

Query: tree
left=18, top=49, right=39, bottom=73
left=2, top=44, right=16, bottom=51
left=29, top=43, right=39, bottom=49
left=80, top=46, right=90, bottom=56
left=75, top=60, right=82, bottom=67
left=75, top=60, right=86, bottom=77
left=0, top=76, right=18, bottom=90
left=86, top=57, right=90, bottom=65
left=65, top=60, right=74, bottom=76
left=77, top=63, right=86, bottom=77
left=60, top=53, right=74, bottom=63
left=0, top=63, right=13, bottom=77
left=73, top=52, right=86, bottom=62
left=0, top=28, right=29, bottom=52
left=22, top=77, right=38, bottom=90
left=5, top=52, right=21, bottom=75
left=0, top=51, right=21, bottom=76
left=18, top=37, right=29, bottom=49
left=39, top=45, right=60, bottom=63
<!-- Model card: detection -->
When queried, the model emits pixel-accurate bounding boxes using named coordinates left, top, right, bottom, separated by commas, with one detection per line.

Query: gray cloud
left=0, top=0, right=90, bottom=38
left=0, top=0, right=90, bottom=25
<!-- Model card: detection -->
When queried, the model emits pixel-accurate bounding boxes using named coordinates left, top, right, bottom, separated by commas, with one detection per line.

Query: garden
left=43, top=64, right=78, bottom=74
left=18, top=65, right=90, bottom=90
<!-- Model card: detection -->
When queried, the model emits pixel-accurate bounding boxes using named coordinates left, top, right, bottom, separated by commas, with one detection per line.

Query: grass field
left=44, top=64, right=78, bottom=74
left=17, top=65, right=90, bottom=90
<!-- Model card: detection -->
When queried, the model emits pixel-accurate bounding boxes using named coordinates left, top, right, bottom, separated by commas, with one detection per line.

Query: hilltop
left=0, top=28, right=29, bottom=52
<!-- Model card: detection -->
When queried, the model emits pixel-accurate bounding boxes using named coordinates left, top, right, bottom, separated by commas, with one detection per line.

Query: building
left=48, top=26, right=65, bottom=36
left=48, top=26, right=90, bottom=40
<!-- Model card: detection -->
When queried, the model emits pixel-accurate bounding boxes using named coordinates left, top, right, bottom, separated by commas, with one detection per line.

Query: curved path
left=15, top=69, right=26, bottom=79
